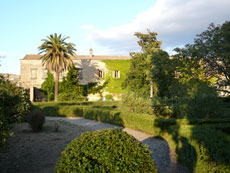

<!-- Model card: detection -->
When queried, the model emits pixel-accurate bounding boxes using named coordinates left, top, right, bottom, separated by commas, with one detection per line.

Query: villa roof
left=22, top=54, right=131, bottom=60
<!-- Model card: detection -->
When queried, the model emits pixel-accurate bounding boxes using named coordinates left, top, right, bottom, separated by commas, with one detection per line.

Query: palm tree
left=38, top=33, right=76, bottom=102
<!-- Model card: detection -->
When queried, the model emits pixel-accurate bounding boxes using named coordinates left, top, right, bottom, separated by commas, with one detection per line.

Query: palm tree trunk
left=55, top=72, right=59, bottom=102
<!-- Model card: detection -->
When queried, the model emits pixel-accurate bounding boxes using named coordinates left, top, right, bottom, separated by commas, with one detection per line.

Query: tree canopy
left=123, top=30, right=173, bottom=98
left=174, top=21, right=230, bottom=94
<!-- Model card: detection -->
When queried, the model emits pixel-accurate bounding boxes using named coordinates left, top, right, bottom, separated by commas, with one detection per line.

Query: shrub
left=41, top=71, right=55, bottom=101
left=26, top=111, right=45, bottom=132
left=105, top=94, right=113, bottom=100
left=55, top=129, right=157, bottom=173
left=0, top=114, right=13, bottom=149
left=58, top=92, right=86, bottom=101
left=121, top=92, right=154, bottom=114
left=0, top=75, right=31, bottom=148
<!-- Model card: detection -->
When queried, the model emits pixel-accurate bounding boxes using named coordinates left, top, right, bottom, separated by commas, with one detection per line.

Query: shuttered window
left=113, top=71, right=120, bottom=78
left=97, top=69, right=103, bottom=78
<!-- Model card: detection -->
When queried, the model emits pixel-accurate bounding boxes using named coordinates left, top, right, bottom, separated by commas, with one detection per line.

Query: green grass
left=33, top=101, right=230, bottom=173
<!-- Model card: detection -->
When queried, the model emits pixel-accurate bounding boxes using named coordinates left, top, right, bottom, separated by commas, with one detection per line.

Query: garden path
left=46, top=116, right=188, bottom=173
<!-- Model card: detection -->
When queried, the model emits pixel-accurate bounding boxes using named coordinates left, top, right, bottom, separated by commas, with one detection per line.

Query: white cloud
left=80, top=25, right=96, bottom=30
left=87, top=0, right=230, bottom=54
left=0, top=51, right=7, bottom=57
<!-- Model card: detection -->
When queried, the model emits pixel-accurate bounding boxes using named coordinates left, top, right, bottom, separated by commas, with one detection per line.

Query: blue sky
left=0, top=0, right=229, bottom=75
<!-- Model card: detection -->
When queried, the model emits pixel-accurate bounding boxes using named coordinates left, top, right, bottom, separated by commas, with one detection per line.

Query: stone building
left=19, top=49, right=131, bottom=101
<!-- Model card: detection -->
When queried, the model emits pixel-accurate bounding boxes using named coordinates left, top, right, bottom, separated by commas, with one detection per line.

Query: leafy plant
left=0, top=74, right=31, bottom=148
left=105, top=94, right=113, bottom=100
left=26, top=111, right=45, bottom=132
left=58, top=92, right=86, bottom=101
left=41, top=71, right=55, bottom=101
left=121, top=92, right=154, bottom=114
left=55, top=129, right=157, bottom=172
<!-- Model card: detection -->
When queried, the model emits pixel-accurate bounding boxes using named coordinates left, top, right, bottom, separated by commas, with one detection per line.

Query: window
left=113, top=71, right=120, bottom=78
left=97, top=69, right=103, bottom=78
left=31, top=68, right=37, bottom=79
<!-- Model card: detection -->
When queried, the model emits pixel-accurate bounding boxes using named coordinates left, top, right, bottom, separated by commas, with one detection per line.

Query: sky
left=0, top=0, right=229, bottom=75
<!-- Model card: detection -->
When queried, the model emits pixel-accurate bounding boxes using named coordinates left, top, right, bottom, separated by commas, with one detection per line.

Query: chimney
left=89, top=48, right=93, bottom=57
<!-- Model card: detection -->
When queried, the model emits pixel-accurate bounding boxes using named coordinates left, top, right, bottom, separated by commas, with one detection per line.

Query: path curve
left=46, top=116, right=188, bottom=173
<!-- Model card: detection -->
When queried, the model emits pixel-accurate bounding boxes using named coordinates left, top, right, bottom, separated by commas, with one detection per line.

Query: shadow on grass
left=154, top=117, right=230, bottom=172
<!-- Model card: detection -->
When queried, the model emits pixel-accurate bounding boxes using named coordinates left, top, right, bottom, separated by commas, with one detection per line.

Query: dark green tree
left=175, top=21, right=230, bottom=94
left=41, top=71, right=55, bottom=101
left=123, top=30, right=174, bottom=98
left=60, top=66, right=80, bottom=94
left=0, top=75, right=31, bottom=148
left=151, top=49, right=175, bottom=98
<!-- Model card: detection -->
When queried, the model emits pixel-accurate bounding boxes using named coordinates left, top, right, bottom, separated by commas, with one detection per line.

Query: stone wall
left=19, top=53, right=131, bottom=101
left=19, top=59, right=108, bottom=88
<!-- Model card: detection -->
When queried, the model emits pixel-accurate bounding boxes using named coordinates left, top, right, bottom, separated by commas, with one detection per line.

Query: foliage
left=152, top=84, right=221, bottom=119
left=151, top=50, right=175, bottom=98
left=58, top=65, right=108, bottom=101
left=123, top=30, right=164, bottom=98
left=0, top=75, right=31, bottom=148
left=33, top=101, right=230, bottom=172
left=122, top=30, right=176, bottom=117
left=41, top=71, right=55, bottom=101
left=154, top=123, right=230, bottom=172
left=59, top=66, right=80, bottom=93
left=38, top=33, right=76, bottom=102
left=86, top=81, right=109, bottom=97
left=0, top=75, right=31, bottom=122
left=121, top=92, right=154, bottom=114
left=102, top=60, right=130, bottom=93
left=105, top=94, right=113, bottom=100
left=174, top=21, right=230, bottom=94
left=58, top=92, right=86, bottom=101
left=26, top=111, right=45, bottom=132
left=0, top=115, right=13, bottom=149
left=55, top=129, right=157, bottom=172
left=59, top=66, right=83, bottom=101
left=122, top=52, right=151, bottom=97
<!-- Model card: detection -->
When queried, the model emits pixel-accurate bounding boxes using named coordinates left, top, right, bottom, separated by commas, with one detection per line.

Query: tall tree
left=175, top=21, right=230, bottom=94
left=123, top=30, right=173, bottom=98
left=38, top=33, right=76, bottom=102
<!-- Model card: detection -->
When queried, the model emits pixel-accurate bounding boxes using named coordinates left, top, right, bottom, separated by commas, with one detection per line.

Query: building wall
left=20, top=60, right=45, bottom=88
left=19, top=53, right=132, bottom=101
left=20, top=59, right=110, bottom=88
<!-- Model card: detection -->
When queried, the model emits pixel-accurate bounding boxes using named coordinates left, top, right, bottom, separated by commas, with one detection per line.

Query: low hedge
left=33, top=102, right=230, bottom=172
left=55, top=129, right=157, bottom=172
left=159, top=125, right=230, bottom=173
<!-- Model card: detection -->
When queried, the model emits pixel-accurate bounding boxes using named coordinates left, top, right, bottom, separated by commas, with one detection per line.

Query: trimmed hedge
left=160, top=125, right=230, bottom=173
left=33, top=102, right=230, bottom=172
left=55, top=129, right=157, bottom=172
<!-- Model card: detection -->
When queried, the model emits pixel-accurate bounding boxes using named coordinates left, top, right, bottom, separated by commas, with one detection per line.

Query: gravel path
left=46, top=117, right=188, bottom=173
left=0, top=117, right=188, bottom=173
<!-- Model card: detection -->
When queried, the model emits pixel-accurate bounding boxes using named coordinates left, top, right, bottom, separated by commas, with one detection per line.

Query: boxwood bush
left=55, top=129, right=157, bottom=173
